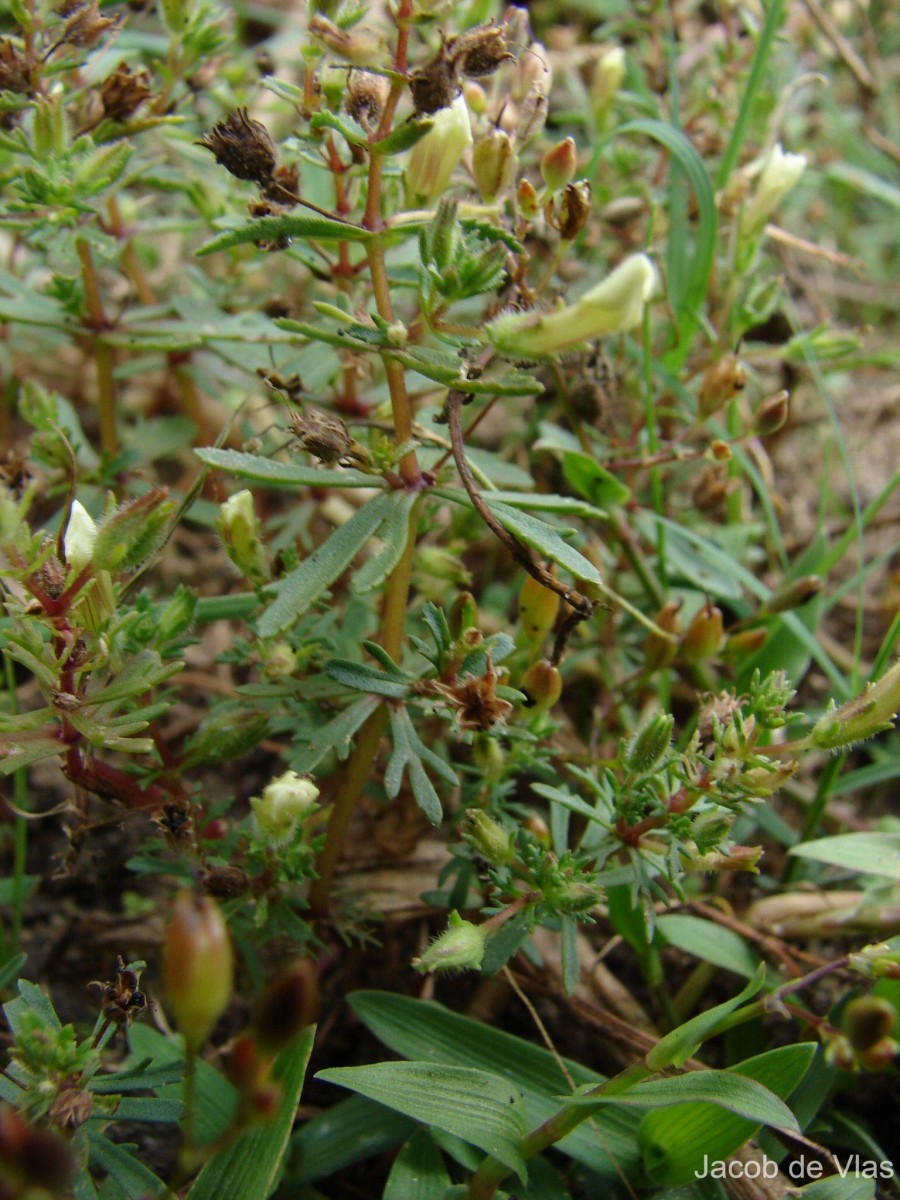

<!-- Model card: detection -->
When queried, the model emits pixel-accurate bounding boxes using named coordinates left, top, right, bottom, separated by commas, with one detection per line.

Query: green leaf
left=386, top=706, right=455, bottom=823
left=798, top=1179, right=877, bottom=1200
left=316, top=1061, right=527, bottom=1181
left=195, top=447, right=381, bottom=490
left=789, top=833, right=900, bottom=879
left=352, top=491, right=418, bottom=593
left=197, top=214, right=372, bottom=255
left=187, top=1028, right=315, bottom=1200
left=618, top=119, right=716, bottom=358
left=638, top=1044, right=815, bottom=1185
left=326, top=660, right=410, bottom=699
left=259, top=492, right=396, bottom=637
left=383, top=1129, right=450, bottom=1200
left=483, top=499, right=602, bottom=586
left=308, top=110, right=368, bottom=147
left=287, top=1094, right=415, bottom=1184
left=484, top=490, right=607, bottom=519
left=375, top=117, right=435, bottom=156
left=87, top=1131, right=176, bottom=1199
left=656, top=915, right=761, bottom=979
left=567, top=1069, right=798, bottom=1130
left=292, top=695, right=380, bottom=772
left=646, top=966, right=766, bottom=1070
left=107, top=1095, right=184, bottom=1122
left=562, top=452, right=632, bottom=508
left=348, top=990, right=642, bottom=1182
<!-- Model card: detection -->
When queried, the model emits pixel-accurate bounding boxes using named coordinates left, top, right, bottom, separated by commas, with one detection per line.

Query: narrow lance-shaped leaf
left=197, top=213, right=373, bottom=256
left=259, top=492, right=396, bottom=637
left=316, top=1061, right=528, bottom=1181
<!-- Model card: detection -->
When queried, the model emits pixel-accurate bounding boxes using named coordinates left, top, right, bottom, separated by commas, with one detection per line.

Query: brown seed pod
left=199, top=108, right=277, bottom=185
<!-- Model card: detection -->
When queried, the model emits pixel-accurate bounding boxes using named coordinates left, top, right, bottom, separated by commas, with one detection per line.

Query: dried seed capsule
left=163, top=894, right=233, bottom=1052
left=682, top=602, right=724, bottom=663
left=698, top=353, right=747, bottom=418
left=520, top=659, right=563, bottom=711
left=199, top=109, right=277, bottom=185
left=472, top=127, right=516, bottom=202
left=643, top=600, right=682, bottom=671
left=100, top=61, right=152, bottom=122
left=755, top=389, right=790, bottom=435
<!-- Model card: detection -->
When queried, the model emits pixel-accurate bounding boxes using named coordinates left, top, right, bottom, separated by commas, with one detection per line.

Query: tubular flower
left=486, top=253, right=658, bottom=358
left=404, top=94, right=473, bottom=207
left=740, top=142, right=807, bottom=239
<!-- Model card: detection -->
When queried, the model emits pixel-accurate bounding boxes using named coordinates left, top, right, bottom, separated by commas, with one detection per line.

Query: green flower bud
left=842, top=996, right=897, bottom=1052
left=463, top=809, right=515, bottom=866
left=809, top=660, right=900, bottom=750
left=263, top=640, right=297, bottom=679
left=520, top=659, right=563, bottom=711
left=251, top=770, right=320, bottom=848
left=624, top=712, right=674, bottom=774
left=218, top=489, right=269, bottom=586
left=472, top=127, right=516, bottom=202
left=449, top=591, right=479, bottom=638
left=159, top=0, right=192, bottom=34
left=163, top=893, right=233, bottom=1052
left=157, top=585, right=196, bottom=641
left=413, top=911, right=486, bottom=974
left=487, top=254, right=658, bottom=359
left=540, top=137, right=577, bottom=194
left=405, top=95, right=472, bottom=207
left=682, top=602, right=724, bottom=663
left=517, top=178, right=541, bottom=219
left=92, top=488, right=176, bottom=573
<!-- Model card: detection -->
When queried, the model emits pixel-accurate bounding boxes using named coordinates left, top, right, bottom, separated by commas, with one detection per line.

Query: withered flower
left=289, top=408, right=355, bottom=465
left=555, top=179, right=593, bottom=241
left=0, top=39, right=31, bottom=94
left=100, top=61, right=152, bottom=122
left=199, top=108, right=277, bottom=185
left=59, top=0, right=120, bottom=50
left=409, top=49, right=461, bottom=116
left=429, top=658, right=514, bottom=732
left=346, top=69, right=389, bottom=134
left=201, top=864, right=250, bottom=900
left=153, top=801, right=194, bottom=846
left=262, top=161, right=300, bottom=206
left=48, top=1080, right=94, bottom=1130
left=89, top=955, right=149, bottom=1026
left=448, top=22, right=515, bottom=79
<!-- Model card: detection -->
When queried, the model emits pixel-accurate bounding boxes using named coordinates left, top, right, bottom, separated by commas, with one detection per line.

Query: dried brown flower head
left=428, top=658, right=513, bottom=732
left=199, top=108, right=277, bottom=185
left=346, top=69, right=390, bottom=133
left=0, top=39, right=31, bottom=94
left=289, top=409, right=353, bottom=464
left=100, top=61, right=152, bottom=122
left=49, top=1080, right=94, bottom=1130
left=409, top=49, right=461, bottom=116
left=448, top=22, right=515, bottom=79
left=262, top=161, right=300, bottom=206
left=58, top=0, right=120, bottom=50
left=89, top=955, right=149, bottom=1026
left=554, top=179, right=592, bottom=241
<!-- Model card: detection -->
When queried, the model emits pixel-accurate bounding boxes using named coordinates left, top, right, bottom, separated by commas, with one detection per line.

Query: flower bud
left=308, top=14, right=384, bottom=68
left=218, top=489, right=269, bottom=585
left=251, top=770, right=319, bottom=847
left=624, top=713, right=674, bottom=774
left=540, top=137, right=577, bottom=194
left=159, top=0, right=192, bottom=34
left=856, top=1036, right=899, bottom=1072
left=163, top=893, right=233, bottom=1052
left=698, top=353, right=747, bottom=418
left=517, top=574, right=560, bottom=645
left=487, top=253, right=657, bottom=358
left=450, top=591, right=479, bottom=638
left=512, top=43, right=550, bottom=103
left=100, top=61, right=152, bottom=122
left=252, top=960, right=317, bottom=1054
left=517, top=177, right=541, bottom=219
left=755, top=389, right=790, bottom=436
left=520, top=659, right=563, bottom=711
left=809, top=660, right=900, bottom=751
left=523, top=811, right=551, bottom=846
left=64, top=500, right=98, bottom=572
left=682, top=602, right=724, bottom=663
left=413, top=911, right=486, bottom=974
left=739, top=143, right=807, bottom=241
left=766, top=575, right=822, bottom=614
left=472, top=127, right=516, bottom=202
left=404, top=94, right=472, bottom=207
left=92, top=488, right=176, bottom=573
left=721, top=627, right=768, bottom=661
left=643, top=600, right=682, bottom=671
left=263, top=640, right=297, bottom=678
left=473, top=735, right=505, bottom=782
left=842, top=996, right=897, bottom=1052
left=157, top=585, right=196, bottom=641
left=592, top=47, right=626, bottom=121
left=463, top=809, right=515, bottom=866
left=824, top=1033, right=857, bottom=1072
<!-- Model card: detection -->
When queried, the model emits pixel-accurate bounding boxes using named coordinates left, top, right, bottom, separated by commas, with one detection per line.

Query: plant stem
left=77, top=238, right=117, bottom=457
left=3, top=653, right=28, bottom=958
left=308, top=500, right=421, bottom=917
